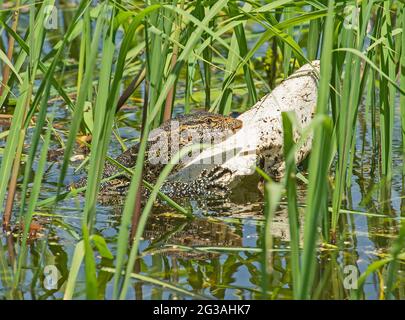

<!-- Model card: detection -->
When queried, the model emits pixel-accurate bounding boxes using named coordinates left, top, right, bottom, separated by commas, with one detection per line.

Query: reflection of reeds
left=0, top=0, right=404, bottom=300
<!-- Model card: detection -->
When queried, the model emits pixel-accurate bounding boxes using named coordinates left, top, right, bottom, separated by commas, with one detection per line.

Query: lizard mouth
left=233, top=120, right=243, bottom=131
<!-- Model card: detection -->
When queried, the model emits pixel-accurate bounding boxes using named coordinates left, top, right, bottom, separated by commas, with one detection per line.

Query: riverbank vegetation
left=0, top=0, right=404, bottom=299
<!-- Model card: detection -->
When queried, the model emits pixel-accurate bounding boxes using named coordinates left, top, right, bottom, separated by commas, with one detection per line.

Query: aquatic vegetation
left=0, top=0, right=404, bottom=300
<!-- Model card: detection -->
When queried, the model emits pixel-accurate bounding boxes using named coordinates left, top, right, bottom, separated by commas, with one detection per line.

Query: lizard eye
left=207, top=118, right=213, bottom=125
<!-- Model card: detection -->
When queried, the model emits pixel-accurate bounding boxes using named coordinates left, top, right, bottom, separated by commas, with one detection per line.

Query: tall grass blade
left=299, top=0, right=335, bottom=299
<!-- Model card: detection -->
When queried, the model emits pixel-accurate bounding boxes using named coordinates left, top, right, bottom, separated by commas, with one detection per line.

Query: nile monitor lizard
left=75, top=61, right=320, bottom=199
left=74, top=111, right=243, bottom=196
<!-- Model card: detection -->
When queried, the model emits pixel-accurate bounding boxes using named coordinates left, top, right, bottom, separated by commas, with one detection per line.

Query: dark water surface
left=1, top=97, right=404, bottom=300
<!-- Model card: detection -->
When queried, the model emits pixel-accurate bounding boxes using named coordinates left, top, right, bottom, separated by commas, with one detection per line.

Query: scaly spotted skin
left=74, top=111, right=242, bottom=196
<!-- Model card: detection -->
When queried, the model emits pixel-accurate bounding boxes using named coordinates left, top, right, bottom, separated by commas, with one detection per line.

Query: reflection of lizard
left=143, top=215, right=242, bottom=260
left=74, top=111, right=242, bottom=195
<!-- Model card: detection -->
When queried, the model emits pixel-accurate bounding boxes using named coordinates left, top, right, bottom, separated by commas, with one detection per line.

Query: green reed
left=0, top=0, right=404, bottom=300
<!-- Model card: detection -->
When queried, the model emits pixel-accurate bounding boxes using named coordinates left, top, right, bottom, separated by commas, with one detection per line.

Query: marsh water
left=1, top=94, right=404, bottom=300
left=1, top=4, right=404, bottom=300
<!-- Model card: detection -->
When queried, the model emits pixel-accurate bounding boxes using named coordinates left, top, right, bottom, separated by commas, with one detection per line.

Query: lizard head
left=148, top=111, right=243, bottom=145
left=178, top=111, right=243, bottom=133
